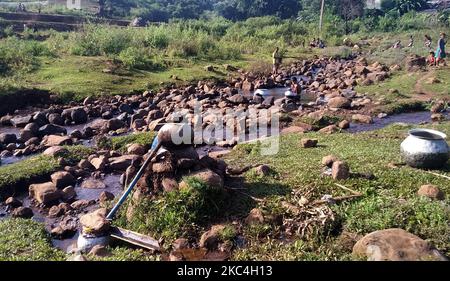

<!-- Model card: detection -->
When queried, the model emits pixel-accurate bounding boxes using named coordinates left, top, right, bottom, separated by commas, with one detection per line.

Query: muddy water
left=347, top=111, right=448, bottom=133
left=0, top=174, right=124, bottom=253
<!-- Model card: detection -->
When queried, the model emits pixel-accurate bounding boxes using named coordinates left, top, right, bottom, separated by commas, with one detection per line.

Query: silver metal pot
left=401, top=129, right=449, bottom=169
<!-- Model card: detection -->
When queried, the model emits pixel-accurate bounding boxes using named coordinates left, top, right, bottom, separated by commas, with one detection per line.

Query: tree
left=333, top=0, right=366, bottom=34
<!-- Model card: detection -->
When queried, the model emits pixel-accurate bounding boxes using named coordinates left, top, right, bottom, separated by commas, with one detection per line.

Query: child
left=427, top=51, right=436, bottom=66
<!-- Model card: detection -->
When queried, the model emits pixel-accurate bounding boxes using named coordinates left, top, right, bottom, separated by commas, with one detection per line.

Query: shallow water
left=347, top=111, right=447, bottom=133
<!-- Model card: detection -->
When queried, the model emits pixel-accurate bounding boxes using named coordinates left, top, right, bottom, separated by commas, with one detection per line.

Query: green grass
left=223, top=122, right=450, bottom=260
left=111, top=132, right=156, bottom=152
left=0, top=219, right=65, bottom=261
left=421, top=67, right=450, bottom=97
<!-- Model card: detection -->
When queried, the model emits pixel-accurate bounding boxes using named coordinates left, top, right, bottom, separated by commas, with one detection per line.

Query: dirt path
left=413, top=69, right=437, bottom=101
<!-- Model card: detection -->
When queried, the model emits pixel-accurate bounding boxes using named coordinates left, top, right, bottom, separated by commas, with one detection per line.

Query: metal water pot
left=400, top=129, right=449, bottom=169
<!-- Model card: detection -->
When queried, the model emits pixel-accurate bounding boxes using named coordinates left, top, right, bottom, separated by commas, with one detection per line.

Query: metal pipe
left=106, top=141, right=162, bottom=220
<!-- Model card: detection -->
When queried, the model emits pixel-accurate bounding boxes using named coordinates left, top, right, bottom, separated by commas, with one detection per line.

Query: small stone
left=5, top=197, right=22, bottom=208
left=79, top=208, right=110, bottom=235
left=71, top=199, right=94, bottom=210
left=245, top=208, right=264, bottom=225
left=418, top=185, right=445, bottom=200
left=99, top=191, right=115, bottom=203
left=199, top=225, right=226, bottom=250
left=253, top=164, right=271, bottom=176
left=81, top=178, right=107, bottom=189
left=338, top=120, right=350, bottom=129
left=51, top=171, right=76, bottom=189
left=62, top=186, right=77, bottom=202
left=127, top=143, right=146, bottom=155
left=331, top=161, right=349, bottom=180
left=352, top=114, right=373, bottom=124
left=78, top=159, right=94, bottom=170
left=301, top=138, right=318, bottom=148
left=322, top=155, right=338, bottom=167
left=48, top=205, right=64, bottom=218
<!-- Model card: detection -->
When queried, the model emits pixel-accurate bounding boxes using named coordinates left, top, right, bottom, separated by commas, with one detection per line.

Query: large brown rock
left=352, top=114, right=373, bottom=124
left=81, top=179, right=107, bottom=189
left=109, top=155, right=141, bottom=171
left=79, top=208, right=110, bottom=235
left=353, top=229, right=447, bottom=261
left=199, top=224, right=226, bottom=250
left=90, top=156, right=107, bottom=170
left=183, top=169, right=224, bottom=189
left=245, top=208, right=264, bottom=225
left=328, top=97, right=351, bottom=109
left=29, top=182, right=62, bottom=205
left=41, top=135, right=73, bottom=147
left=43, top=146, right=68, bottom=157
left=51, top=171, right=76, bottom=189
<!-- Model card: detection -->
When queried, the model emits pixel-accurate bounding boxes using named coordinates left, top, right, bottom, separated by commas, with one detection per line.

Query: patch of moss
left=0, top=219, right=65, bottom=261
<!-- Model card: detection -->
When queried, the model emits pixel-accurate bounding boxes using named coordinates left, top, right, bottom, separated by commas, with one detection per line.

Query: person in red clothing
left=427, top=51, right=436, bottom=66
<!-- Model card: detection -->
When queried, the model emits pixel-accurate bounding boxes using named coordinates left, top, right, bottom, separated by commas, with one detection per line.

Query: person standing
left=272, top=47, right=282, bottom=75
left=289, top=77, right=301, bottom=103
left=435, top=33, right=447, bottom=66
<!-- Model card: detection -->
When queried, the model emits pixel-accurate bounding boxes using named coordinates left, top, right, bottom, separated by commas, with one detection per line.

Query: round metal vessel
left=400, top=129, right=449, bottom=169
left=77, top=234, right=110, bottom=253
left=254, top=89, right=270, bottom=97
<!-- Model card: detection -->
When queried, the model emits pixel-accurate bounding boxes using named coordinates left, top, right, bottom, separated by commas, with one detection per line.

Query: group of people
left=426, top=33, right=447, bottom=67
left=309, top=38, right=325, bottom=49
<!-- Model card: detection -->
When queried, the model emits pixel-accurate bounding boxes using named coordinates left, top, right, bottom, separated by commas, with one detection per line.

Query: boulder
left=62, top=186, right=77, bottom=201
left=79, top=208, right=110, bottom=235
left=71, top=107, right=88, bottom=124
left=10, top=115, right=32, bottom=127
left=41, top=135, right=72, bottom=147
left=418, top=185, right=445, bottom=200
left=301, top=138, right=318, bottom=148
left=331, top=161, right=349, bottom=180
left=43, top=146, right=69, bottom=157
left=51, top=171, right=76, bottom=189
left=352, top=114, right=373, bottom=124
left=318, top=125, right=339, bottom=134
left=78, top=159, right=95, bottom=170
left=353, top=228, right=447, bottom=261
left=29, top=182, right=62, bottom=205
left=253, top=165, right=271, bottom=177
left=106, top=118, right=126, bottom=131
left=38, top=124, right=67, bottom=137
left=11, top=207, right=34, bottom=219
left=328, top=97, right=351, bottom=109
left=183, top=169, right=224, bottom=190
left=71, top=199, right=95, bottom=210
left=109, top=155, right=140, bottom=171
left=90, top=156, right=107, bottom=170
left=48, top=113, right=64, bottom=125
left=127, top=144, right=146, bottom=155
left=338, top=120, right=350, bottom=129
left=81, top=179, right=107, bottom=189
left=51, top=216, right=78, bottom=239
left=99, top=191, right=115, bottom=203
left=0, top=133, right=17, bottom=145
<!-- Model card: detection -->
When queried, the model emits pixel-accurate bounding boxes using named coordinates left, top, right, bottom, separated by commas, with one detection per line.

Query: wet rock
left=11, top=207, right=33, bottom=219
left=5, top=143, right=15, bottom=151
left=99, top=191, right=115, bottom=203
left=101, top=111, right=113, bottom=120
left=119, top=104, right=134, bottom=114
left=48, top=113, right=64, bottom=125
left=431, top=113, right=445, bottom=122
left=127, top=144, right=146, bottom=155
left=322, top=155, right=338, bottom=167
left=19, top=129, right=34, bottom=142
left=0, top=115, right=12, bottom=126
left=199, top=224, right=226, bottom=250
left=29, top=182, right=62, bottom=205
left=58, top=202, right=73, bottom=213
left=5, top=197, right=22, bottom=208
left=25, top=137, right=40, bottom=146
left=352, top=114, right=373, bottom=124
left=106, top=118, right=126, bottom=131
left=62, top=186, right=77, bottom=201
left=43, top=146, right=69, bottom=157
left=81, top=179, right=107, bottom=189
left=71, top=108, right=88, bottom=124
left=418, top=185, right=445, bottom=200
left=301, top=138, right=318, bottom=148
left=162, top=177, right=179, bottom=193
left=41, top=135, right=72, bottom=147
left=83, top=96, right=94, bottom=106
left=48, top=205, right=64, bottom=218
left=245, top=208, right=264, bottom=225
left=318, top=125, right=339, bottom=134
left=71, top=199, right=95, bottom=210
left=90, top=156, right=107, bottom=170
left=338, top=120, right=350, bottom=129
left=331, top=161, right=349, bottom=180
left=328, top=97, right=351, bottom=109
left=70, top=130, right=83, bottom=139
left=38, top=124, right=67, bottom=137
left=51, top=216, right=78, bottom=239
left=78, top=159, right=95, bottom=170
left=0, top=133, right=17, bottom=145
left=51, top=171, right=76, bottom=189
left=79, top=208, right=110, bottom=235
left=109, top=155, right=140, bottom=171
left=11, top=115, right=32, bottom=128
left=353, top=228, right=447, bottom=261
left=148, top=118, right=165, bottom=131
left=24, top=122, right=40, bottom=134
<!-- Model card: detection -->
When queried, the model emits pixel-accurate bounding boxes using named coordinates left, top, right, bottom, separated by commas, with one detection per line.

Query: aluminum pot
left=400, top=128, right=449, bottom=169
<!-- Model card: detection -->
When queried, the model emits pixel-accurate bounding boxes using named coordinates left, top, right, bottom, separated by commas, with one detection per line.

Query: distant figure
left=392, top=40, right=402, bottom=49
left=435, top=32, right=447, bottom=66
left=425, top=35, right=432, bottom=49
left=290, top=77, right=301, bottom=102
left=316, top=93, right=326, bottom=105
left=407, top=35, right=414, bottom=48
left=272, top=47, right=282, bottom=75
left=427, top=51, right=436, bottom=66
left=318, top=39, right=325, bottom=49
left=38, top=4, right=42, bottom=14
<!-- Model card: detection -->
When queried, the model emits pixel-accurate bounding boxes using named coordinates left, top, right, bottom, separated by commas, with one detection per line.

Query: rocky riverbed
left=0, top=55, right=448, bottom=260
